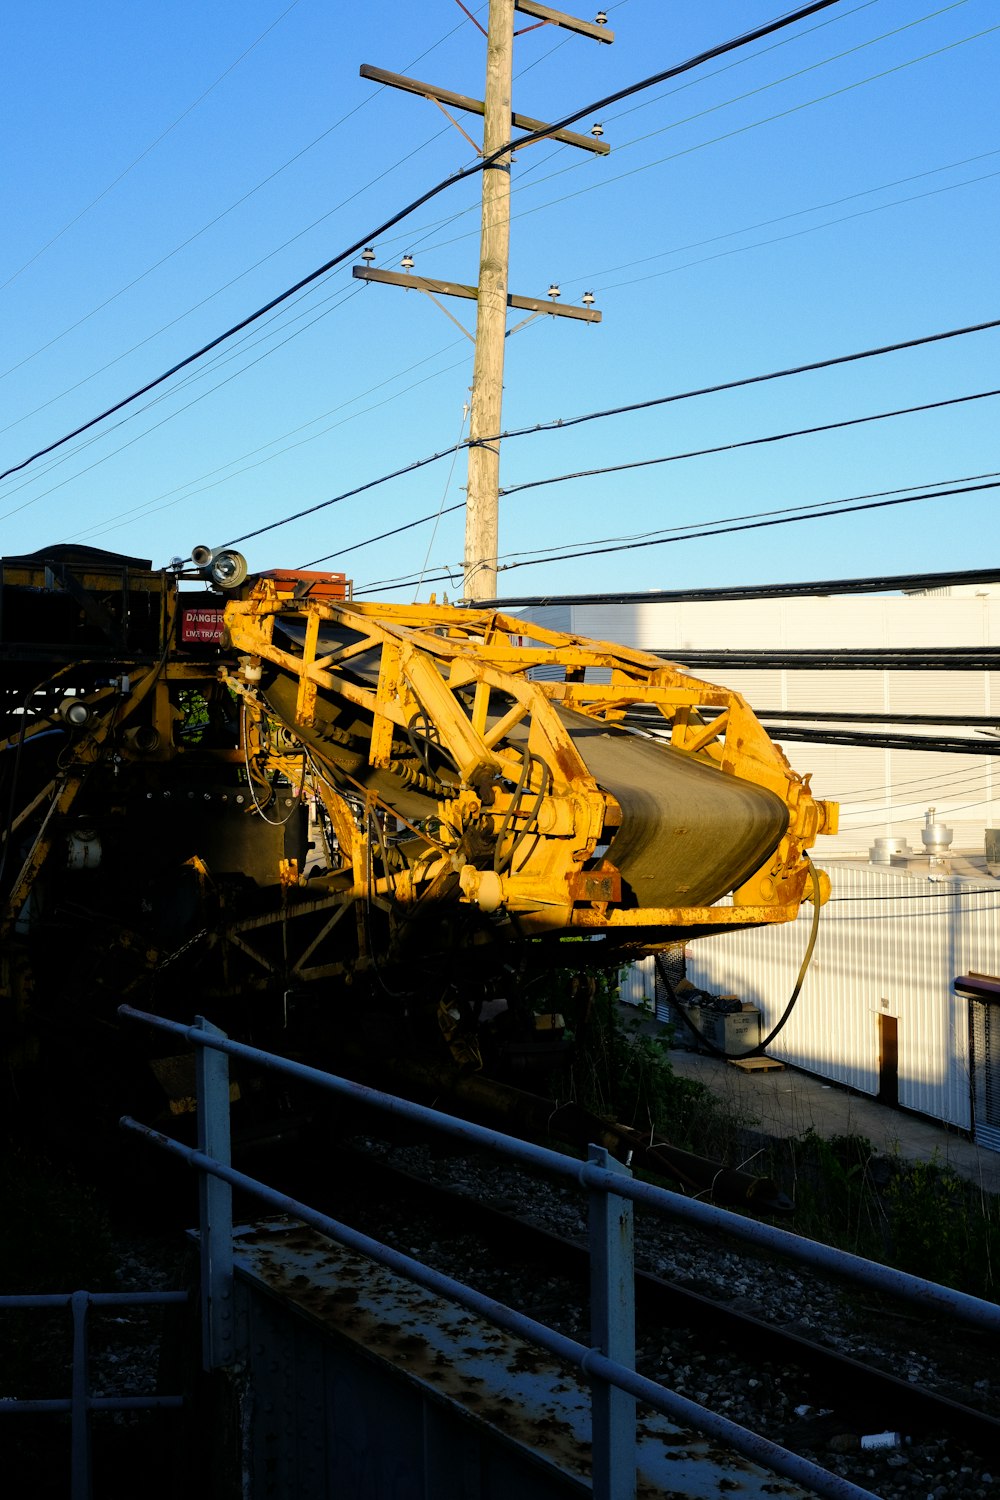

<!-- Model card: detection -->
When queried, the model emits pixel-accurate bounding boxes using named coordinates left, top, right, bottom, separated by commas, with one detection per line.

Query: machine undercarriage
left=1, top=544, right=837, bottom=1097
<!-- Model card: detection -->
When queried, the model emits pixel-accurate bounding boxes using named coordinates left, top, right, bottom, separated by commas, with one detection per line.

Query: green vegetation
left=555, top=975, right=1000, bottom=1300
left=553, top=965, right=722, bottom=1152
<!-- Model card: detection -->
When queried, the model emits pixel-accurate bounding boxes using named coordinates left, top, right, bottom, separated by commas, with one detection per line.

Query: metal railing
left=118, top=1005, right=1000, bottom=1500
left=0, top=1287, right=188, bottom=1500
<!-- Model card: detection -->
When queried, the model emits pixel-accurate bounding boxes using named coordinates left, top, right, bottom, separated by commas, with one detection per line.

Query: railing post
left=195, top=1015, right=234, bottom=1370
left=588, top=1144, right=636, bottom=1500
left=70, top=1290, right=92, bottom=1500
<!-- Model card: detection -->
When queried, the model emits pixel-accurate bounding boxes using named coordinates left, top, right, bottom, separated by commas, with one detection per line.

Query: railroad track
left=304, top=1134, right=1000, bottom=1470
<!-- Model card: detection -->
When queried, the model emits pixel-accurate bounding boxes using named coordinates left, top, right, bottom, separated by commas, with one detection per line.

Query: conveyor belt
left=265, top=621, right=790, bottom=912
left=557, top=707, right=789, bottom=909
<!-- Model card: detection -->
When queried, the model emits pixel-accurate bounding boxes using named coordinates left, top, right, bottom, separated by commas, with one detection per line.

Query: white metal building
left=521, top=585, right=1000, bottom=859
left=519, top=584, right=1000, bottom=1142
left=682, top=862, right=1000, bottom=1149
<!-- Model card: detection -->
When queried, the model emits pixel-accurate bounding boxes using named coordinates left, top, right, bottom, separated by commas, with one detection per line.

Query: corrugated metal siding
left=619, top=954, right=657, bottom=1008
left=686, top=864, right=1000, bottom=1134
left=518, top=599, right=1000, bottom=857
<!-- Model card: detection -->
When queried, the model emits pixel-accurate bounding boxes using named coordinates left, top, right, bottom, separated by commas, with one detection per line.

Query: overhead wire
left=61, top=142, right=994, bottom=541
left=308, top=467, right=1000, bottom=577
left=494, top=14, right=1000, bottom=233
left=355, top=477, right=1000, bottom=594
left=0, top=278, right=369, bottom=526
left=407, top=6, right=999, bottom=270
left=459, top=471, right=1000, bottom=570
left=497, top=391, right=1000, bottom=501
left=64, top=338, right=474, bottom=546
left=0, top=0, right=845, bottom=489
left=488, top=473, right=1000, bottom=578
left=54, top=170, right=1000, bottom=546
left=0, top=6, right=485, bottom=410
left=24, top=148, right=993, bottom=546
left=7, top=0, right=987, bottom=544
left=835, top=763, right=999, bottom=804
left=0, top=0, right=306, bottom=295
left=224, top=314, right=1000, bottom=557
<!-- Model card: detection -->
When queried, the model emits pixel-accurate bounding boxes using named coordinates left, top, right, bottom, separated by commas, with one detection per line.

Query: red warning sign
left=180, top=605, right=225, bottom=644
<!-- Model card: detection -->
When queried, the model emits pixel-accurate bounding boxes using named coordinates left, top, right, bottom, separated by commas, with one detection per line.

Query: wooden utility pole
left=464, top=0, right=515, bottom=603
left=357, top=1, right=613, bottom=602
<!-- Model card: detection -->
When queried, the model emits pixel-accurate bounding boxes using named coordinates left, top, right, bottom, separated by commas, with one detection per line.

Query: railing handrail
left=119, top=1113, right=878, bottom=1500
left=118, top=1003, right=1000, bottom=1333
left=0, top=1290, right=187, bottom=1310
left=0, top=1284, right=188, bottom=1500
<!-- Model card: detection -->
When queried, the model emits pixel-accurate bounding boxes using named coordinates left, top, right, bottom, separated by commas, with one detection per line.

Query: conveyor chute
left=223, top=580, right=837, bottom=949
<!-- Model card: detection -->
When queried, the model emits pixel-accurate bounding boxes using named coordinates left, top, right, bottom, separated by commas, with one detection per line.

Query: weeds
left=556, top=977, right=1000, bottom=1299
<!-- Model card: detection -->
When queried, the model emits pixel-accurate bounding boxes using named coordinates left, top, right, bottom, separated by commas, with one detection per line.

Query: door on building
left=970, top=1001, right=1000, bottom=1150
left=877, top=1011, right=898, bottom=1106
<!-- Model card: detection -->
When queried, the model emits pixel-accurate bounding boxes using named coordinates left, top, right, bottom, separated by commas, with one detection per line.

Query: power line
left=493, top=318, right=1000, bottom=443
left=474, top=472, right=1000, bottom=570
left=569, top=145, right=999, bottom=289
left=367, top=12, right=995, bottom=284
left=0, top=279, right=368, bottom=526
left=0, top=0, right=842, bottom=489
left=0, top=8, right=483, bottom=410
left=496, top=14, right=1000, bottom=243
left=491, top=463, right=995, bottom=571
left=240, top=315, right=1000, bottom=558
left=310, top=470, right=999, bottom=575
left=0, top=0, right=305, bottom=294
left=497, top=391, right=1000, bottom=500
left=486, top=560, right=1000, bottom=609
left=837, top=763, right=998, bottom=805
left=356, top=478, right=1000, bottom=594
left=153, top=156, right=999, bottom=552
left=65, top=339, right=472, bottom=548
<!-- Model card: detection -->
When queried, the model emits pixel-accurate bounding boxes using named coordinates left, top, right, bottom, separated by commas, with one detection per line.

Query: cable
left=481, top=472, right=1000, bottom=568
left=836, top=762, right=998, bottom=804
left=0, top=280, right=368, bottom=529
left=0, top=0, right=842, bottom=487
left=227, top=314, right=1000, bottom=559
left=0, top=7, right=484, bottom=408
left=69, top=342, right=472, bottom=548
left=0, top=0, right=305, bottom=295
left=356, top=476, right=1000, bottom=596
left=489, top=474, right=1000, bottom=578
left=489, top=15, right=1000, bottom=248
left=494, top=318, right=1000, bottom=444
left=223, top=444, right=473, bottom=551
left=655, top=860, right=822, bottom=1060
left=316, top=469, right=998, bottom=581
left=414, top=404, right=470, bottom=600
left=411, top=12, right=1000, bottom=271
left=498, top=392, right=1000, bottom=500
left=570, top=145, right=999, bottom=288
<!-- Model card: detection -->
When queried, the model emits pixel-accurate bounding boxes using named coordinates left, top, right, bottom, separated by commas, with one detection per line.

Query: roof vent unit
left=869, top=836, right=910, bottom=865
left=921, top=807, right=953, bottom=858
left=985, top=828, right=1000, bottom=877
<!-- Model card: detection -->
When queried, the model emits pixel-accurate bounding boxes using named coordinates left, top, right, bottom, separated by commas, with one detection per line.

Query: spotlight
left=191, top=545, right=249, bottom=590
left=59, top=698, right=92, bottom=729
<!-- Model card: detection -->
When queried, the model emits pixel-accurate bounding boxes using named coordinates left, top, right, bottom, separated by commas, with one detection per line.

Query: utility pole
left=464, top=0, right=515, bottom=603
left=356, top=1, right=613, bottom=602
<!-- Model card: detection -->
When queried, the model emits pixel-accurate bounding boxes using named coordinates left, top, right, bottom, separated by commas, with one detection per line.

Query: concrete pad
left=663, top=1045, right=1000, bottom=1196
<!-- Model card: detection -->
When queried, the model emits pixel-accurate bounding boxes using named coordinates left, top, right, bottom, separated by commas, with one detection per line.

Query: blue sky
left=2, top=0, right=997, bottom=599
